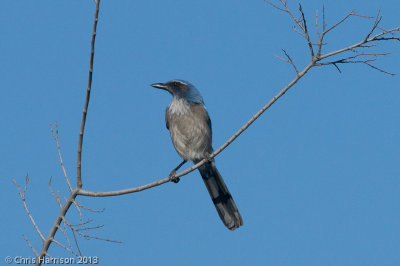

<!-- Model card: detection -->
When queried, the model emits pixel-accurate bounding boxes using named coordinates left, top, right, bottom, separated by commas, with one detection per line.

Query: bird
left=151, top=79, right=243, bottom=230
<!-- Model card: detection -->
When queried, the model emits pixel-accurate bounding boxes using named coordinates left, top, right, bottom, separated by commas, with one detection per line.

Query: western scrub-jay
left=151, top=80, right=243, bottom=230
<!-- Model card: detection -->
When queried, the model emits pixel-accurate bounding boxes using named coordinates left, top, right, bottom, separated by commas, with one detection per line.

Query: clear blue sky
left=1, top=0, right=399, bottom=265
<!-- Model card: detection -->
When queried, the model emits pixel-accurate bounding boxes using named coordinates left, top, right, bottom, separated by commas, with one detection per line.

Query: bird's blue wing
left=204, top=107, right=212, bottom=130
left=165, top=108, right=170, bottom=130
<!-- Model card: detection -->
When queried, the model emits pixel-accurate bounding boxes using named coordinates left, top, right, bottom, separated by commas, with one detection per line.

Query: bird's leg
left=204, top=152, right=213, bottom=163
left=169, top=160, right=187, bottom=183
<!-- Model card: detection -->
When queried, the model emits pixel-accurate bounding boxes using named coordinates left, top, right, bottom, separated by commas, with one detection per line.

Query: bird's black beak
left=151, top=83, right=169, bottom=91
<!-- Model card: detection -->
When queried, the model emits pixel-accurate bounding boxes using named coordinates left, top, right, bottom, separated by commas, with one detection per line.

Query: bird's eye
left=173, top=82, right=179, bottom=87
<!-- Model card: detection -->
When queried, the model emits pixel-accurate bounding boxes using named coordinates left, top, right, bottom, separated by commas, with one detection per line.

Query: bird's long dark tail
left=197, top=161, right=243, bottom=230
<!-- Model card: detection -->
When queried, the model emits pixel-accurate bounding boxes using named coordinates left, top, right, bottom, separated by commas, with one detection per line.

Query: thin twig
left=61, top=216, right=120, bottom=243
left=363, top=62, right=395, bottom=75
left=57, top=225, right=74, bottom=253
left=274, top=49, right=299, bottom=74
left=322, top=5, right=326, bottom=32
left=13, top=177, right=45, bottom=242
left=324, top=10, right=356, bottom=35
left=75, top=201, right=104, bottom=213
left=283, top=49, right=299, bottom=74
left=49, top=177, right=62, bottom=208
left=74, top=224, right=104, bottom=231
left=265, top=0, right=305, bottom=32
left=298, top=4, right=315, bottom=58
left=263, top=0, right=286, bottom=12
left=50, top=122, right=72, bottom=192
left=68, top=219, right=94, bottom=227
left=22, top=234, right=39, bottom=257
left=331, top=63, right=342, bottom=73
left=366, top=9, right=382, bottom=40
left=292, top=24, right=306, bottom=38
left=71, top=230, right=82, bottom=257
left=73, top=230, right=122, bottom=244
left=316, top=9, right=321, bottom=40
left=52, top=238, right=80, bottom=257
left=72, top=200, right=84, bottom=225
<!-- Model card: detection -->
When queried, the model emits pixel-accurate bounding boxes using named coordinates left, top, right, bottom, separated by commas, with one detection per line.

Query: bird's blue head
left=151, top=80, right=204, bottom=104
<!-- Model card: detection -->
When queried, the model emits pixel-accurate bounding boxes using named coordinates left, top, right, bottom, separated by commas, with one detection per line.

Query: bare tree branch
left=61, top=217, right=121, bottom=244
left=323, top=10, right=371, bottom=36
left=315, top=52, right=394, bottom=75
left=318, top=27, right=399, bottom=60
left=77, top=2, right=399, bottom=198
left=37, top=189, right=79, bottom=265
left=77, top=0, right=100, bottom=189
left=77, top=61, right=316, bottom=197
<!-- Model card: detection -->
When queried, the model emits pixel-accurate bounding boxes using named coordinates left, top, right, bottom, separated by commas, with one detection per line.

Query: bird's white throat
left=168, top=98, right=192, bottom=115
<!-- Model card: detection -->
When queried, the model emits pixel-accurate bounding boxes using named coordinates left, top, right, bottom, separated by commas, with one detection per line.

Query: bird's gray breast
left=165, top=98, right=212, bottom=161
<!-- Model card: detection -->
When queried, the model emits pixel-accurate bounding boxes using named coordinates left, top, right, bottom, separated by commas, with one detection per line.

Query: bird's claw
left=168, top=170, right=180, bottom=183
left=205, top=154, right=213, bottom=163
